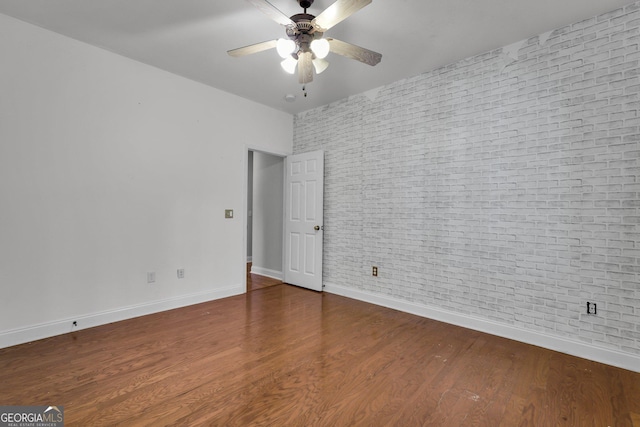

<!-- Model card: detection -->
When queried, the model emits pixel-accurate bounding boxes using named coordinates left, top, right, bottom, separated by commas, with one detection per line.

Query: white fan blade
left=298, top=52, right=313, bottom=84
left=328, top=38, right=381, bottom=66
left=227, top=40, right=278, bottom=57
left=312, top=0, right=372, bottom=32
left=246, top=0, right=297, bottom=30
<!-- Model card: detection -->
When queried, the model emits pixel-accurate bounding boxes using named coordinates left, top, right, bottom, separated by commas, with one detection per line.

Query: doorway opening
left=246, top=150, right=285, bottom=292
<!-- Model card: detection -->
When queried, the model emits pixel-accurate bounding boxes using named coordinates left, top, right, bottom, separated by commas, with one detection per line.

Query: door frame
left=242, top=145, right=290, bottom=293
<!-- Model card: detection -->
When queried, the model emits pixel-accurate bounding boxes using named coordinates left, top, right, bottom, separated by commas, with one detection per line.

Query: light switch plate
left=225, top=209, right=233, bottom=219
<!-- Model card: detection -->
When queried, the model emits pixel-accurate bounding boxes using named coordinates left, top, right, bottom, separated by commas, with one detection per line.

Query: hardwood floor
left=1, top=283, right=639, bottom=426
left=247, top=262, right=282, bottom=291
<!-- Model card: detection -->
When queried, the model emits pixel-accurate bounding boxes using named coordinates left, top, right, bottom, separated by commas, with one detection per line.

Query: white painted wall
left=0, top=13, right=292, bottom=346
left=251, top=152, right=284, bottom=278
left=294, top=3, right=640, bottom=371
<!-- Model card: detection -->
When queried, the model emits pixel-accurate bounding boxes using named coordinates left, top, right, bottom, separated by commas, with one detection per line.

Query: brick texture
left=294, top=2, right=640, bottom=356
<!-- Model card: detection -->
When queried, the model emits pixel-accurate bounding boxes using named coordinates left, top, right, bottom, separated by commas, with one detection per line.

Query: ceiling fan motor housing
left=289, top=13, right=316, bottom=33
left=286, top=12, right=324, bottom=57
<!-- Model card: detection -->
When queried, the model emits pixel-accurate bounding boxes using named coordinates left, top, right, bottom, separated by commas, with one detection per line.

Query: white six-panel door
left=284, top=151, right=324, bottom=291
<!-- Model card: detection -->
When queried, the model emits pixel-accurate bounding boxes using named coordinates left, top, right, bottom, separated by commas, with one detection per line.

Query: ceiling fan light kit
left=228, top=0, right=382, bottom=90
left=281, top=56, right=298, bottom=74
left=276, top=38, right=297, bottom=58
left=312, top=58, right=329, bottom=74
left=310, top=38, right=330, bottom=59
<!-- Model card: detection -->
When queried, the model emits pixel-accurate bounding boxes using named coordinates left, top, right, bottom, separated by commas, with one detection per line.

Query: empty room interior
left=0, top=0, right=639, bottom=425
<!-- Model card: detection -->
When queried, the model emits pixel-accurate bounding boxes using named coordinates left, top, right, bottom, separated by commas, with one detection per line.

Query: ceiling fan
left=228, top=0, right=382, bottom=85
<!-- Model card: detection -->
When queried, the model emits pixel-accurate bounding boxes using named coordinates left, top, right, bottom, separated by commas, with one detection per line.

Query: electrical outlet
left=372, top=266, right=378, bottom=277
left=147, top=272, right=156, bottom=284
left=586, top=302, right=597, bottom=315
left=177, top=268, right=185, bottom=279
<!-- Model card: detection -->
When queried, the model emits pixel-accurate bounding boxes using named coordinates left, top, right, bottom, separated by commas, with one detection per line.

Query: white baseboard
left=250, top=266, right=283, bottom=280
left=324, top=282, right=640, bottom=373
left=0, top=285, right=244, bottom=350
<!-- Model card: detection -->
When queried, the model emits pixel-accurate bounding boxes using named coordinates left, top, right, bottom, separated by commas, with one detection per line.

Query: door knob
left=314, top=225, right=320, bottom=231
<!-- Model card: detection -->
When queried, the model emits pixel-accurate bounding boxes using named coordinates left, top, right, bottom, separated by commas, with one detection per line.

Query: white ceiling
left=0, top=0, right=633, bottom=114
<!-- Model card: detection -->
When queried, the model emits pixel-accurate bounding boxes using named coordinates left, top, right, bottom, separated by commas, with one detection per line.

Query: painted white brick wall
left=294, top=2, right=640, bottom=356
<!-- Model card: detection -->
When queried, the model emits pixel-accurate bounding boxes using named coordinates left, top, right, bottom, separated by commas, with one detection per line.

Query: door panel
left=284, top=151, right=324, bottom=291
left=289, top=233, right=300, bottom=272
left=304, top=234, right=315, bottom=274
left=291, top=182, right=301, bottom=220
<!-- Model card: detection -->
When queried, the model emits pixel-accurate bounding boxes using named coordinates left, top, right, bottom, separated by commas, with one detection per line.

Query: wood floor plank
left=497, top=346, right=551, bottom=427
left=1, top=283, right=639, bottom=426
